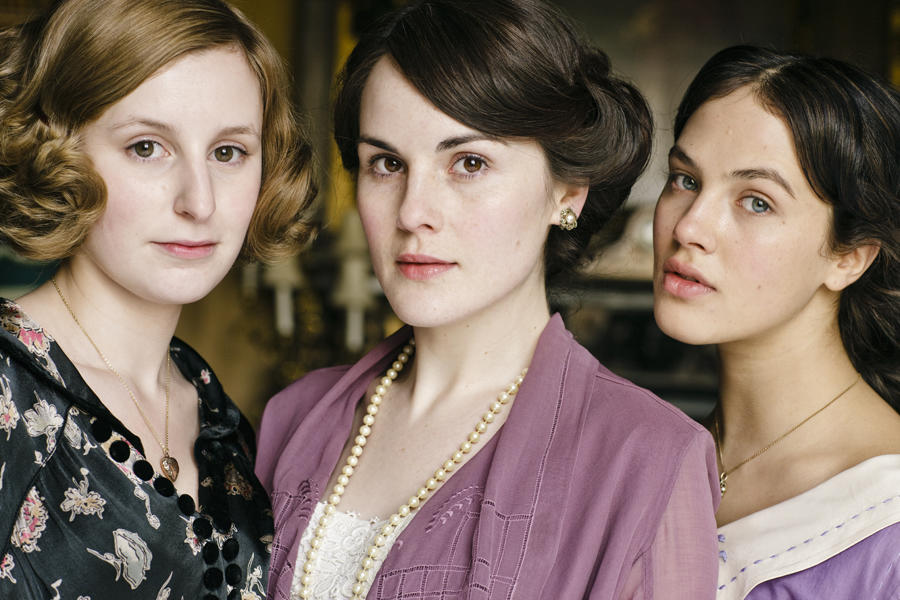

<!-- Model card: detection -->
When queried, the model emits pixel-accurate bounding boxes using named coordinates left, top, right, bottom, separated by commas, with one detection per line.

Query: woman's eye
left=212, top=145, right=245, bottom=163
left=129, top=140, right=163, bottom=159
left=452, top=155, right=486, bottom=175
left=372, top=156, right=403, bottom=174
left=741, top=196, right=771, bottom=214
left=671, top=173, right=698, bottom=191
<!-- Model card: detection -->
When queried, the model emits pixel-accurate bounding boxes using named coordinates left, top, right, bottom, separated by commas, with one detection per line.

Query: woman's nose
left=173, top=156, right=216, bottom=221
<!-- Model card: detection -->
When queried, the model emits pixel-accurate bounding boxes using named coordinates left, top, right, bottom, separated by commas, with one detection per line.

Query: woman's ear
left=824, top=243, right=880, bottom=291
left=550, top=181, right=589, bottom=226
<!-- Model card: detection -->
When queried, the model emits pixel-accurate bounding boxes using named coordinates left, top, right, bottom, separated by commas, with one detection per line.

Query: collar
left=716, top=454, right=900, bottom=598
left=0, top=298, right=238, bottom=453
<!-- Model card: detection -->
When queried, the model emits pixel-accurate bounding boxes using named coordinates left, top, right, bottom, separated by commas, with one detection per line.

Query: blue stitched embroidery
left=717, top=493, right=900, bottom=593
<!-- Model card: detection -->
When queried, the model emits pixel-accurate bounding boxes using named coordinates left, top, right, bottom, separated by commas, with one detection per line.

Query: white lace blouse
left=290, top=502, right=411, bottom=599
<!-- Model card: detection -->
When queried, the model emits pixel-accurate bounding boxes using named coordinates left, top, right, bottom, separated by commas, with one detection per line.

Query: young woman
left=653, top=45, right=900, bottom=598
left=0, top=0, right=316, bottom=597
left=256, top=1, right=720, bottom=598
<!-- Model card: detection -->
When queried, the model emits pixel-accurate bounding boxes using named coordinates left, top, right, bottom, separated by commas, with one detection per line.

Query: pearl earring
left=559, top=208, right=578, bottom=231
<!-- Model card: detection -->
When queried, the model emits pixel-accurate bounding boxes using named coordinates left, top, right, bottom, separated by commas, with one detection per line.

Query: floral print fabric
left=0, top=299, right=272, bottom=599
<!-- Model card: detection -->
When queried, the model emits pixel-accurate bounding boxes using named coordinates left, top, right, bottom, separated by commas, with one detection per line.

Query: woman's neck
left=19, top=262, right=181, bottom=389
left=715, top=313, right=857, bottom=449
left=713, top=317, right=900, bottom=525
left=402, top=296, right=551, bottom=419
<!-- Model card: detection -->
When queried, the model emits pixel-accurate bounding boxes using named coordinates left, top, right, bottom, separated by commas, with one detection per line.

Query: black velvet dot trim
left=202, top=594, right=219, bottom=600
left=202, top=541, right=219, bottom=564
left=91, top=420, right=112, bottom=443
left=108, top=440, right=130, bottom=462
left=132, top=460, right=154, bottom=481
left=203, top=567, right=223, bottom=589
left=177, top=494, right=196, bottom=516
left=225, top=563, right=242, bottom=586
left=221, top=538, right=239, bottom=562
left=213, top=513, right=232, bottom=533
left=193, top=517, right=213, bottom=540
left=153, top=476, right=175, bottom=497
left=227, top=590, right=240, bottom=600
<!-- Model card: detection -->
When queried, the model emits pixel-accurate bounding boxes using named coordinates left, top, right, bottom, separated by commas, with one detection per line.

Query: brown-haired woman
left=653, top=45, right=900, bottom=598
left=0, top=0, right=316, bottom=598
left=256, top=1, right=719, bottom=598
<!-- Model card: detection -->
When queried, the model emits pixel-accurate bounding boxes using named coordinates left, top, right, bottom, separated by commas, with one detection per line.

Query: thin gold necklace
left=713, top=374, right=860, bottom=496
left=51, top=277, right=179, bottom=482
left=294, top=339, right=528, bottom=600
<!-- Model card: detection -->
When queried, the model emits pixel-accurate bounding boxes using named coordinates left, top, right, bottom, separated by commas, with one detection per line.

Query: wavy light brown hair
left=0, top=0, right=317, bottom=263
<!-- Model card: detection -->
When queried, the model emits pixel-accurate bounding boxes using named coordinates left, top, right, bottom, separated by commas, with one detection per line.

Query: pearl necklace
left=295, top=339, right=527, bottom=600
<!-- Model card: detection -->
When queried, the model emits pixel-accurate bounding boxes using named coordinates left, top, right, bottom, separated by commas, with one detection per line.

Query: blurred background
left=2, top=0, right=898, bottom=425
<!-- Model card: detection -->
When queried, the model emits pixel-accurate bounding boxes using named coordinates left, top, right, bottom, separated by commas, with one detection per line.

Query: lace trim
left=290, top=502, right=411, bottom=599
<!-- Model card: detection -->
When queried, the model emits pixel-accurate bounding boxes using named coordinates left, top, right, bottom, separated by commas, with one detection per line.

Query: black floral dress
left=0, top=299, right=273, bottom=599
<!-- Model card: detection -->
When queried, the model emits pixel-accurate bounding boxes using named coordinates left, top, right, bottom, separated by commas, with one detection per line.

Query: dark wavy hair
left=0, top=0, right=317, bottom=263
left=675, top=45, right=900, bottom=408
left=332, top=0, right=653, bottom=288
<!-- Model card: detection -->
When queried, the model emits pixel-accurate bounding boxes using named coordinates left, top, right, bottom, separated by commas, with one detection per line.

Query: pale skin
left=327, top=57, right=587, bottom=519
left=16, top=46, right=264, bottom=502
left=652, top=86, right=900, bottom=526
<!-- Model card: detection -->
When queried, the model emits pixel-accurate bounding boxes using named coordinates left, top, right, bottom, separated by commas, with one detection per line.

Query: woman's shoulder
left=0, top=298, right=74, bottom=451
left=561, top=331, right=709, bottom=442
left=255, top=364, right=355, bottom=461
left=592, top=362, right=707, bottom=435
left=717, top=455, right=900, bottom=598
left=0, top=297, right=68, bottom=387
left=261, top=327, right=413, bottom=428
left=264, top=364, right=354, bottom=420
left=533, top=314, right=710, bottom=452
left=254, top=363, right=356, bottom=492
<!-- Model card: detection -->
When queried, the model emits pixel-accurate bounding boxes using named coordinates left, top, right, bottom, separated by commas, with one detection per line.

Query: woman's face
left=77, top=46, right=263, bottom=305
left=652, top=87, right=841, bottom=347
left=356, top=57, right=573, bottom=328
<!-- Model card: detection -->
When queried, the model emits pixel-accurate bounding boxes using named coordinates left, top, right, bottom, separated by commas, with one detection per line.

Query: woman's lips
left=396, top=254, right=456, bottom=280
left=661, top=258, right=715, bottom=298
left=155, top=241, right=217, bottom=259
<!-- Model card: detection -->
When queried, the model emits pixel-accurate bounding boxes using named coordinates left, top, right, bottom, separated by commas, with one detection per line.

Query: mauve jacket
left=256, top=314, right=720, bottom=599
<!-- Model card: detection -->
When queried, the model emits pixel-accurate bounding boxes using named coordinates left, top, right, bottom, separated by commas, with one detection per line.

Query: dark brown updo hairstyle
left=332, top=0, right=653, bottom=288
left=0, top=0, right=317, bottom=263
left=675, top=45, right=899, bottom=408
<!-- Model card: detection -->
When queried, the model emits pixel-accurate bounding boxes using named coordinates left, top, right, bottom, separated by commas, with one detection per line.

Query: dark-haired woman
left=0, top=0, right=316, bottom=597
left=256, top=1, right=719, bottom=598
left=653, top=45, right=900, bottom=599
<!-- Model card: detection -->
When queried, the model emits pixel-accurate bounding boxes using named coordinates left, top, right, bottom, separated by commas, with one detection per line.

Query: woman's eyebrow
left=669, top=144, right=796, bottom=198
left=357, top=135, right=397, bottom=153
left=668, top=145, right=697, bottom=169
left=435, top=133, right=504, bottom=152
left=358, top=134, right=505, bottom=154
left=730, top=167, right=796, bottom=198
left=108, top=118, right=260, bottom=138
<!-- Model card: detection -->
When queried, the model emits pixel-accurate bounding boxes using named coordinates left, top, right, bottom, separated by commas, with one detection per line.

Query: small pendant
left=160, top=455, right=180, bottom=482
left=719, top=472, right=727, bottom=496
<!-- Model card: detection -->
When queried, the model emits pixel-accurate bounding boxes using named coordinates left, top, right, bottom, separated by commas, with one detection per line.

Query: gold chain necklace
left=713, top=374, right=860, bottom=496
left=294, top=339, right=527, bottom=600
left=51, top=277, right=179, bottom=482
